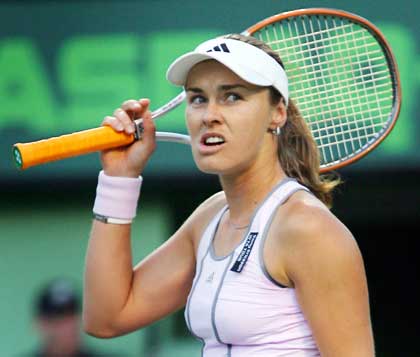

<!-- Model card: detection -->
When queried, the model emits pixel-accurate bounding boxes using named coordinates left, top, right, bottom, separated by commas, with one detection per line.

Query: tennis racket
left=13, top=8, right=401, bottom=172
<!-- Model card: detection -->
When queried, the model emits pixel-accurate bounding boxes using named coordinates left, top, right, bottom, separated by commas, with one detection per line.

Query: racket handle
left=13, top=126, right=135, bottom=170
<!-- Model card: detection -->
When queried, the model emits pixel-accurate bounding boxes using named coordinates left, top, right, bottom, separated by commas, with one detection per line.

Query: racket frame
left=244, top=8, right=402, bottom=172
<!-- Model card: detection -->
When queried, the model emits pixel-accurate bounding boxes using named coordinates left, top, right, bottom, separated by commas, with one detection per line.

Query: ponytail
left=277, top=98, right=341, bottom=208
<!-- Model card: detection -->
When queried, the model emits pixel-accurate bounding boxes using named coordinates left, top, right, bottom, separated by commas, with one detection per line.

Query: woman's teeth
left=205, top=136, right=225, bottom=145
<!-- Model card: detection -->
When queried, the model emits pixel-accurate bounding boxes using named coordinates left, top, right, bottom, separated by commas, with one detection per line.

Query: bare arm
left=280, top=201, right=375, bottom=356
left=83, top=99, right=196, bottom=337
left=84, top=217, right=196, bottom=337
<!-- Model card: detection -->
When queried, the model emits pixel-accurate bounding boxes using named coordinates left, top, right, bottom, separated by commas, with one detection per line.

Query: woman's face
left=185, top=60, right=286, bottom=176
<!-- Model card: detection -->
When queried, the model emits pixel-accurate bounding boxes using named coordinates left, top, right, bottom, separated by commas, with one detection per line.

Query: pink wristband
left=93, top=170, right=142, bottom=220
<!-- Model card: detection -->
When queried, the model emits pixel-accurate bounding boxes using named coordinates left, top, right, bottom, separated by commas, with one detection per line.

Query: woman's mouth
left=199, top=133, right=226, bottom=153
left=203, top=135, right=225, bottom=145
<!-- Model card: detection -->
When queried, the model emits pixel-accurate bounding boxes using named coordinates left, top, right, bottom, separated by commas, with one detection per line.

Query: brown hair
left=222, top=34, right=341, bottom=208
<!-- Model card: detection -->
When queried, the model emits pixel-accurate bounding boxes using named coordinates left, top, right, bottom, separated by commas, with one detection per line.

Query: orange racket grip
left=13, top=126, right=135, bottom=170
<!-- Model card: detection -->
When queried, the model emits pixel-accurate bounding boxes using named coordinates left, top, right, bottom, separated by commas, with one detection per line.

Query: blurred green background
left=1, top=0, right=419, bottom=356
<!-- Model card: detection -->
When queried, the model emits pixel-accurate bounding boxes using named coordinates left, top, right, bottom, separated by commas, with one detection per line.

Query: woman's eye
left=189, top=95, right=206, bottom=105
left=225, top=93, right=242, bottom=102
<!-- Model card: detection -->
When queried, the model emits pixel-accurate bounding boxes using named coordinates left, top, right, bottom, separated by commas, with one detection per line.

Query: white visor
left=166, top=38, right=289, bottom=105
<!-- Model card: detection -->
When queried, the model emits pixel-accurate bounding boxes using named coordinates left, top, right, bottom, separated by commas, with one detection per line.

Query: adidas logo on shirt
left=206, top=43, right=230, bottom=53
left=206, top=272, right=215, bottom=283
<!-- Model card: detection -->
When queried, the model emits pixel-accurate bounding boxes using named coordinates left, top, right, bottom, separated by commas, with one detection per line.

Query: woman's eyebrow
left=219, top=84, right=249, bottom=91
left=185, top=84, right=252, bottom=93
left=185, top=87, right=203, bottom=93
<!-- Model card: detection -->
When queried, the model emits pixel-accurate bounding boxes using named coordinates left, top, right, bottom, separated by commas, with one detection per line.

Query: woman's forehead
left=186, top=60, right=253, bottom=89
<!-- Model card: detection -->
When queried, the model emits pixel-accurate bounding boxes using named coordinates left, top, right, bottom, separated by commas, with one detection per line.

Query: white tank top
left=185, top=178, right=321, bottom=356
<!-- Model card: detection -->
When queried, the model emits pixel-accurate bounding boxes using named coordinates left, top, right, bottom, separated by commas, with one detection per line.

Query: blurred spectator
left=29, top=277, right=100, bottom=357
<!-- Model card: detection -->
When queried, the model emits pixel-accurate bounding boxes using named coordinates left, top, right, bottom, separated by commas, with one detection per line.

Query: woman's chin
left=194, top=158, right=242, bottom=176
left=194, top=157, right=227, bottom=175
left=195, top=163, right=225, bottom=175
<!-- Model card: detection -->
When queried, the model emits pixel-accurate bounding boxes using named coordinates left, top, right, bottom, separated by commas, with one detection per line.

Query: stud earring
left=271, top=126, right=281, bottom=136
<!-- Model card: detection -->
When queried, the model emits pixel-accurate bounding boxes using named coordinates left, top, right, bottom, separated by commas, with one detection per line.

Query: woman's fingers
left=103, top=98, right=152, bottom=135
left=102, top=115, right=124, bottom=132
left=138, top=108, right=156, bottom=155
left=120, top=98, right=151, bottom=118
left=121, top=99, right=142, bottom=113
left=99, top=98, right=155, bottom=176
left=113, top=108, right=135, bottom=134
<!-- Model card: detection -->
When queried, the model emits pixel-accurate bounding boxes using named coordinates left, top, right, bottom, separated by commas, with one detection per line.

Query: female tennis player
left=83, top=34, right=375, bottom=356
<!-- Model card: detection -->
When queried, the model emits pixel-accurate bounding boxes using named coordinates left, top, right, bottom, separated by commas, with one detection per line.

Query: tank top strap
left=252, top=178, right=310, bottom=231
left=196, top=204, right=228, bottom=264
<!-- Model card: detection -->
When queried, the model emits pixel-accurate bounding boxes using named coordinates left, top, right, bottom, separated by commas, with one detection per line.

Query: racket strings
left=310, top=16, right=344, bottom=161
left=303, top=96, right=392, bottom=128
left=254, top=15, right=394, bottom=167
left=287, top=52, right=387, bottom=80
left=339, top=17, right=375, bottom=152
left=268, top=27, right=371, bottom=57
left=312, top=115, right=390, bottom=142
left=357, top=18, right=388, bottom=140
left=293, top=80, right=392, bottom=114
left=310, top=17, right=390, bottom=149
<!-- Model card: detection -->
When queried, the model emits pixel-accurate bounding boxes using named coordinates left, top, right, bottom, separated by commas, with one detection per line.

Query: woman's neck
left=219, top=159, right=287, bottom=226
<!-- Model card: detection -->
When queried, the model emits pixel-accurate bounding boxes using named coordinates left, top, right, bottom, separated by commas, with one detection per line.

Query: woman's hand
left=100, top=98, right=156, bottom=178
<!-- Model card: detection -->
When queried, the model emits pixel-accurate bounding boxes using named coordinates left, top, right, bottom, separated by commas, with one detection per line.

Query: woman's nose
left=202, top=100, right=224, bottom=126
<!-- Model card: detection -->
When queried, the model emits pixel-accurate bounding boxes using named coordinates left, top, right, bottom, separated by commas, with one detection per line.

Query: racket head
left=244, top=8, right=402, bottom=172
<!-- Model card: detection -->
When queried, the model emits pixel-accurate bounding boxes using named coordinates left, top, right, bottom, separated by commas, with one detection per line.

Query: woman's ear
left=269, top=99, right=287, bottom=131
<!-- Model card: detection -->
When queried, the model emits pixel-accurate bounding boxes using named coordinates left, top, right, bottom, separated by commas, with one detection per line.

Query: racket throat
left=134, top=120, right=144, bottom=141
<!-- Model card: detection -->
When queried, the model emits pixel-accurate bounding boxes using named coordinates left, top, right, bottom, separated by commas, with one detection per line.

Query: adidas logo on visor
left=206, top=43, right=230, bottom=53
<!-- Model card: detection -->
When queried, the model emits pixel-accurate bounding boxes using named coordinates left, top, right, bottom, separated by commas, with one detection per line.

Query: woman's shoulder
left=282, top=189, right=359, bottom=254
left=186, top=190, right=227, bottom=245
left=196, top=190, right=227, bottom=213
left=280, top=189, right=344, bottom=232
left=272, top=189, right=356, bottom=255
left=267, top=189, right=362, bottom=286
